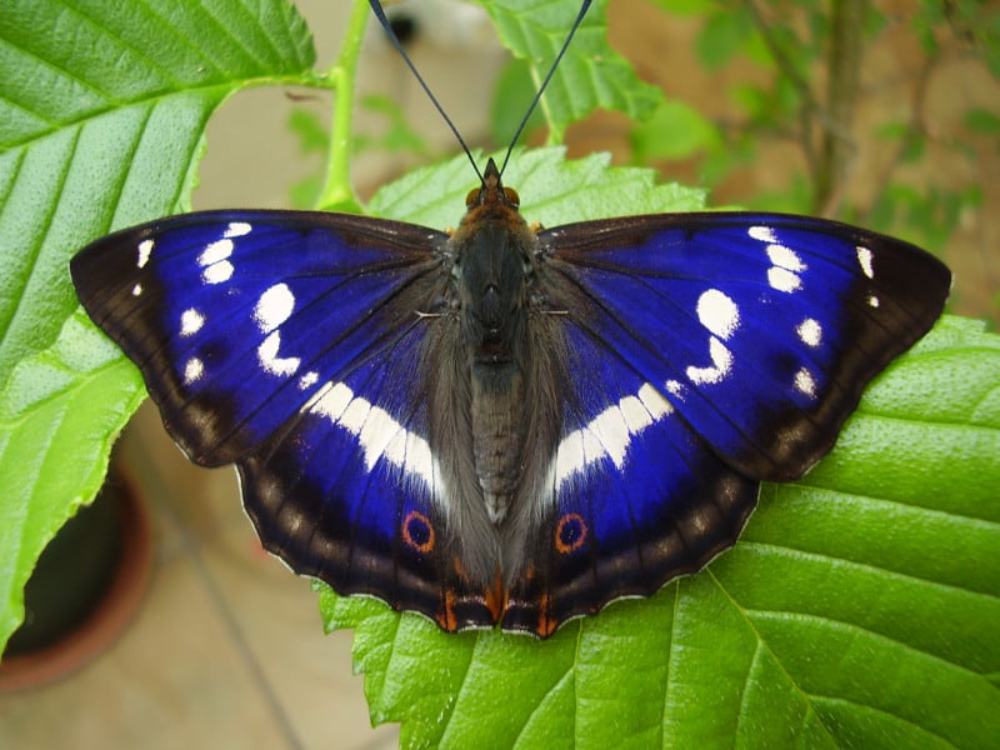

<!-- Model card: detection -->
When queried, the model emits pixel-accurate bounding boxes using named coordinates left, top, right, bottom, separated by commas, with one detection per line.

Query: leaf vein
left=749, top=609, right=988, bottom=680
left=47, top=0, right=186, bottom=87
left=732, top=641, right=764, bottom=742
left=738, top=540, right=1000, bottom=602
left=0, top=34, right=113, bottom=107
left=708, top=570, right=848, bottom=746
left=0, top=125, right=81, bottom=357
left=194, top=0, right=275, bottom=74
left=130, top=0, right=230, bottom=78
left=106, top=103, right=157, bottom=228
left=0, top=91, right=58, bottom=130
left=808, top=695, right=959, bottom=748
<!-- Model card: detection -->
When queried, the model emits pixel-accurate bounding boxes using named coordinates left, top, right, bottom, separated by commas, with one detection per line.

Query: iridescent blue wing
left=72, top=210, right=499, bottom=630
left=501, top=212, right=950, bottom=635
left=71, top=210, right=447, bottom=466
left=538, top=212, right=950, bottom=480
left=238, top=329, right=502, bottom=632
left=503, top=319, right=759, bottom=635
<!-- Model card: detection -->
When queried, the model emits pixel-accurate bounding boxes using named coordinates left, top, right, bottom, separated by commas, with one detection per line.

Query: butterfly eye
left=503, top=187, right=520, bottom=208
left=465, top=187, right=481, bottom=207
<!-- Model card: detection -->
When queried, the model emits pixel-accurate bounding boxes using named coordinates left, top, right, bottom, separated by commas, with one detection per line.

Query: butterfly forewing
left=71, top=211, right=449, bottom=466
left=538, top=213, right=950, bottom=481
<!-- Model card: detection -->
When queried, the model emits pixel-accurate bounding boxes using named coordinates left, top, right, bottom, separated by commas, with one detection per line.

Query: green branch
left=316, top=0, right=370, bottom=211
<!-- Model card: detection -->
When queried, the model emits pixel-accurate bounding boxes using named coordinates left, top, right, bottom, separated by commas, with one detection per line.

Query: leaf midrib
left=0, top=73, right=326, bottom=153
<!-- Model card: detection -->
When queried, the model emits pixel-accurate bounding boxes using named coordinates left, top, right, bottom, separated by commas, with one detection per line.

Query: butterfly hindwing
left=239, top=330, right=500, bottom=632
left=502, top=320, right=758, bottom=636
left=538, top=213, right=950, bottom=481
left=71, top=210, right=449, bottom=466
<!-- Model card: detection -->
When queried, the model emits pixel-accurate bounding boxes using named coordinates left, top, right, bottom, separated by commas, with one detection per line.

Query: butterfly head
left=465, top=158, right=520, bottom=213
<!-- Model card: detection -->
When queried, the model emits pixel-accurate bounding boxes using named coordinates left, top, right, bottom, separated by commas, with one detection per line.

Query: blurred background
left=1, top=0, right=996, bottom=747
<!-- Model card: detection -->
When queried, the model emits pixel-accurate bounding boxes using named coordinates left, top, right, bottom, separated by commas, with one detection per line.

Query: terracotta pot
left=0, top=467, right=154, bottom=690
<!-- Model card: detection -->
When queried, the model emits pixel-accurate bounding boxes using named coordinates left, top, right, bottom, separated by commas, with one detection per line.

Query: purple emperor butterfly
left=72, top=0, right=950, bottom=636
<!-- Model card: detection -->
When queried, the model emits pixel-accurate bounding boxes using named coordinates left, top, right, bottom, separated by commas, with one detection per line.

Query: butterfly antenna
left=369, top=0, right=483, bottom=183
left=499, top=0, right=592, bottom=176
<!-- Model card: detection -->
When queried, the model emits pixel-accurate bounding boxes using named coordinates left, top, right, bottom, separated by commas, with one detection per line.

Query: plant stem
left=743, top=0, right=820, bottom=180
left=815, top=0, right=865, bottom=215
left=316, top=0, right=370, bottom=210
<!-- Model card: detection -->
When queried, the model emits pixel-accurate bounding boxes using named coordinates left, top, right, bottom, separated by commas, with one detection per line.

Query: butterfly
left=70, top=1, right=951, bottom=637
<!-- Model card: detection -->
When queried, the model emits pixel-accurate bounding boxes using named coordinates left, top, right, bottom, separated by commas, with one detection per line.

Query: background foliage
left=0, top=0, right=997, bottom=747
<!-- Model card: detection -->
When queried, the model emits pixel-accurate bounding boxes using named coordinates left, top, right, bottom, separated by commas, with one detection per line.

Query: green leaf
left=325, top=154, right=1000, bottom=749
left=696, top=10, right=753, bottom=70
left=288, top=107, right=329, bottom=155
left=490, top=57, right=547, bottom=147
left=353, top=94, right=432, bottom=158
left=631, top=99, right=722, bottom=163
left=0, top=0, right=315, bottom=652
left=964, top=107, right=1000, bottom=135
left=368, top=147, right=706, bottom=230
left=0, top=0, right=314, bottom=384
left=0, top=309, right=145, bottom=650
left=650, top=0, right=716, bottom=15
left=481, top=0, right=662, bottom=139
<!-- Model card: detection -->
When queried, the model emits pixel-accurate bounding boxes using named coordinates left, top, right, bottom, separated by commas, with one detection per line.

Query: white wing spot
left=794, top=367, right=818, bottom=398
left=310, top=381, right=435, bottom=487
left=198, top=239, right=236, bottom=284
left=383, top=430, right=408, bottom=467
left=796, top=318, right=822, bottom=347
left=137, top=239, right=154, bottom=268
left=767, top=244, right=806, bottom=272
left=131, top=283, right=143, bottom=297
left=202, top=261, right=234, bottom=284
left=581, top=429, right=608, bottom=465
left=856, top=245, right=875, bottom=279
left=199, top=239, right=233, bottom=266
left=298, top=371, right=319, bottom=390
left=620, top=395, right=654, bottom=432
left=638, top=383, right=673, bottom=419
left=183, top=357, right=204, bottom=384
left=554, top=430, right=586, bottom=484
left=225, top=222, right=252, bottom=238
left=257, top=331, right=300, bottom=376
left=338, top=397, right=371, bottom=434
left=551, top=382, right=675, bottom=486
left=180, top=308, right=205, bottom=336
left=868, top=294, right=880, bottom=308
left=254, top=283, right=295, bottom=333
left=666, top=379, right=686, bottom=398
left=358, top=406, right=403, bottom=470
left=404, top=433, right=436, bottom=487
left=686, top=337, right=733, bottom=385
left=768, top=266, right=802, bottom=292
left=697, top=289, right=740, bottom=339
left=589, top=405, right=631, bottom=468
left=748, top=226, right=777, bottom=243
left=312, top=382, right=353, bottom=420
